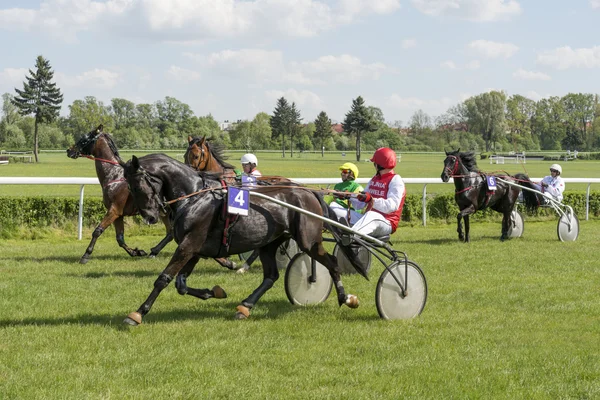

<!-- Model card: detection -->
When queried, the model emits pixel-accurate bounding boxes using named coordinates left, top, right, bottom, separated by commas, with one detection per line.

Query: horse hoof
left=123, top=312, right=142, bottom=326
left=212, top=285, right=227, bottom=299
left=137, top=250, right=148, bottom=257
left=148, top=253, right=157, bottom=259
left=236, top=267, right=247, bottom=275
left=345, top=295, right=359, bottom=309
left=79, top=257, right=89, bottom=265
left=235, top=305, right=250, bottom=319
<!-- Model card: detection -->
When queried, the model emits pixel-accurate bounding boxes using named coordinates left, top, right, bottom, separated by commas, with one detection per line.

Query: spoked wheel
left=284, top=253, right=332, bottom=306
left=557, top=209, right=579, bottom=242
left=376, top=260, right=427, bottom=320
left=333, top=244, right=372, bottom=275
left=275, top=239, right=299, bottom=270
left=507, top=210, right=524, bottom=238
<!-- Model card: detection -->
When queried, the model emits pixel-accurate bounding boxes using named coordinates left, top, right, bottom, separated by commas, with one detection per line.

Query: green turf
left=0, top=221, right=599, bottom=398
left=1, top=151, right=599, bottom=197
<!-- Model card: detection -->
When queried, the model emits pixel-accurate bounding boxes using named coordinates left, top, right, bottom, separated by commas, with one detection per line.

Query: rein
left=82, top=154, right=121, bottom=166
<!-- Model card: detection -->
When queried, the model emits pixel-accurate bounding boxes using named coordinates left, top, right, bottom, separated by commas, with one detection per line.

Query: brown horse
left=66, top=125, right=173, bottom=263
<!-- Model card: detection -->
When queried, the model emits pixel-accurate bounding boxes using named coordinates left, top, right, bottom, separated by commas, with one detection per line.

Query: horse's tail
left=514, top=173, right=541, bottom=212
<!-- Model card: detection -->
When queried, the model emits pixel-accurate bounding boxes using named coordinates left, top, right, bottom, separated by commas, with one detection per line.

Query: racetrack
left=1, top=220, right=598, bottom=398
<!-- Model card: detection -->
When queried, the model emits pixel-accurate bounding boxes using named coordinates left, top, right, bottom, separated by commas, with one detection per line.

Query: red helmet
left=370, top=147, right=397, bottom=169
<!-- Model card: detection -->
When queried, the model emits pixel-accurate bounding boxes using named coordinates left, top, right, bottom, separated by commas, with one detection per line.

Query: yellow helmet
left=339, top=162, right=359, bottom=179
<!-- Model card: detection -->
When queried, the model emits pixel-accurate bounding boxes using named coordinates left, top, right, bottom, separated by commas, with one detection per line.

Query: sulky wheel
left=333, top=244, right=372, bottom=275
left=557, top=209, right=579, bottom=242
left=275, top=239, right=300, bottom=270
left=284, top=253, right=332, bottom=306
left=507, top=210, right=524, bottom=238
left=376, top=260, right=427, bottom=320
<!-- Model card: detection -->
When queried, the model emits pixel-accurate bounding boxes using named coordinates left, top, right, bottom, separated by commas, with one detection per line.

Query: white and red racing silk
left=364, top=172, right=406, bottom=232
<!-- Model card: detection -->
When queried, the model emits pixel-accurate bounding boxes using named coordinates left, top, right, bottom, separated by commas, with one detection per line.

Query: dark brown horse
left=183, top=135, right=293, bottom=273
left=121, top=153, right=359, bottom=324
left=66, top=125, right=172, bottom=263
left=441, top=150, right=524, bottom=242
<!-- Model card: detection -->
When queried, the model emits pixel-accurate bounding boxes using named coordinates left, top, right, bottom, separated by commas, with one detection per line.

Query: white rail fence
left=1, top=177, right=599, bottom=240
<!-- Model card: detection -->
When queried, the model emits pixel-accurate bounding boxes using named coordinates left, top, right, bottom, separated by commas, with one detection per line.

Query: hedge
left=0, top=192, right=598, bottom=231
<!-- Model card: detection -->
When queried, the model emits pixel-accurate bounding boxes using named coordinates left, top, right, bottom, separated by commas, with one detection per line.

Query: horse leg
left=213, top=257, right=237, bottom=270
left=309, top=242, right=358, bottom=308
left=149, top=215, right=173, bottom=257
left=236, top=250, right=260, bottom=274
left=500, top=210, right=510, bottom=241
left=235, top=243, right=281, bottom=319
left=79, top=209, right=119, bottom=264
left=458, top=205, right=476, bottom=243
left=464, top=215, right=470, bottom=243
left=175, top=255, right=227, bottom=300
left=456, top=213, right=464, bottom=241
left=114, top=216, right=147, bottom=257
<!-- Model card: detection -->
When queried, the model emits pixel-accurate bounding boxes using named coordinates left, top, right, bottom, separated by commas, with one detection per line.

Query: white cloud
left=166, top=66, right=201, bottom=82
left=465, top=60, right=480, bottom=70
left=512, top=68, right=551, bottom=81
left=524, top=90, right=543, bottom=101
left=387, top=94, right=427, bottom=109
left=189, top=49, right=391, bottom=85
left=265, top=88, right=325, bottom=110
left=401, top=38, right=417, bottom=49
left=0, top=68, right=29, bottom=87
left=0, top=0, right=401, bottom=42
left=537, top=46, right=600, bottom=70
left=411, top=0, right=521, bottom=21
left=469, top=39, right=519, bottom=58
left=591, top=0, right=600, bottom=9
left=56, top=68, right=121, bottom=89
left=441, top=60, right=457, bottom=69
left=291, top=54, right=390, bottom=84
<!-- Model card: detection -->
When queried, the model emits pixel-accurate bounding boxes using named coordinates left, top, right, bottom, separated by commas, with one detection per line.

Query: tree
left=111, top=98, right=136, bottom=130
left=464, top=91, right=507, bottom=152
left=531, top=97, right=565, bottom=150
left=270, top=97, right=291, bottom=157
left=64, top=96, right=113, bottom=139
left=1, top=93, right=20, bottom=126
left=342, top=96, right=378, bottom=162
left=409, top=109, right=432, bottom=137
left=505, top=94, right=536, bottom=150
left=288, top=102, right=302, bottom=157
left=313, top=111, right=332, bottom=156
left=12, top=55, right=63, bottom=162
left=561, top=93, right=595, bottom=150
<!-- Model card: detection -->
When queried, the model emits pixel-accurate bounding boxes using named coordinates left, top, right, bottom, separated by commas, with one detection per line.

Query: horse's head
left=124, top=155, right=164, bottom=225
left=67, top=124, right=104, bottom=159
left=184, top=136, right=209, bottom=171
left=441, top=150, right=460, bottom=182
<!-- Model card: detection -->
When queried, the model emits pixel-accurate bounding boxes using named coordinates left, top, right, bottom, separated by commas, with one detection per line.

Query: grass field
left=1, top=150, right=599, bottom=197
left=0, top=221, right=599, bottom=398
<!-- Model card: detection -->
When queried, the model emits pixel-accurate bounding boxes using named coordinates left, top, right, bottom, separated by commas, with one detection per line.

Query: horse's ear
left=445, top=150, right=449, bottom=156
left=199, top=136, right=206, bottom=146
left=96, top=124, right=103, bottom=134
left=457, top=148, right=460, bottom=153
left=187, top=136, right=193, bottom=144
left=131, top=155, right=140, bottom=172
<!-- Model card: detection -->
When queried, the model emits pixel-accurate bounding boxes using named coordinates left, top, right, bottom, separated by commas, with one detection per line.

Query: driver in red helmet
left=347, top=147, right=406, bottom=237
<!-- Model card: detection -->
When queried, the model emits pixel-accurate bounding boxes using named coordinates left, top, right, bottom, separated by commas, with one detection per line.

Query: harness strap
left=103, top=177, right=126, bottom=188
left=455, top=186, right=472, bottom=195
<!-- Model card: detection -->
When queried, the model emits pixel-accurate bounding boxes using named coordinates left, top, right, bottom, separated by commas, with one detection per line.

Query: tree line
left=2, top=55, right=600, bottom=162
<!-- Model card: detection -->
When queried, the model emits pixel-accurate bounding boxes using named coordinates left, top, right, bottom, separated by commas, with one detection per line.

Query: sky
left=1, top=0, right=599, bottom=126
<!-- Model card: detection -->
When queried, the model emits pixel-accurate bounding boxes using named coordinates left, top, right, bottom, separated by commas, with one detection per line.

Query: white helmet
left=550, top=163, right=562, bottom=174
left=241, top=153, right=258, bottom=166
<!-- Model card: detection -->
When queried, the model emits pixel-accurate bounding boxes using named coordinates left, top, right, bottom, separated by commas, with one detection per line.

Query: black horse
left=441, top=150, right=526, bottom=242
left=66, top=125, right=172, bottom=263
left=121, top=153, right=360, bottom=324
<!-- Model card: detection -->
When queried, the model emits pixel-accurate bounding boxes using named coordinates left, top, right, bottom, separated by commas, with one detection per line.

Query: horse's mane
left=102, top=133, right=121, bottom=159
left=189, top=136, right=236, bottom=170
left=449, top=150, right=478, bottom=172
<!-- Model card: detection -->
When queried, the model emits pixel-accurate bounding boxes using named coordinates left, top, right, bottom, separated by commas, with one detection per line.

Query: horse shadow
left=0, top=300, right=300, bottom=329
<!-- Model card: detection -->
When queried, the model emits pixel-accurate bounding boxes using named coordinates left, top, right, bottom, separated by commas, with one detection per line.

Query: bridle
left=443, top=155, right=460, bottom=177
left=69, top=132, right=120, bottom=165
left=186, top=140, right=209, bottom=171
